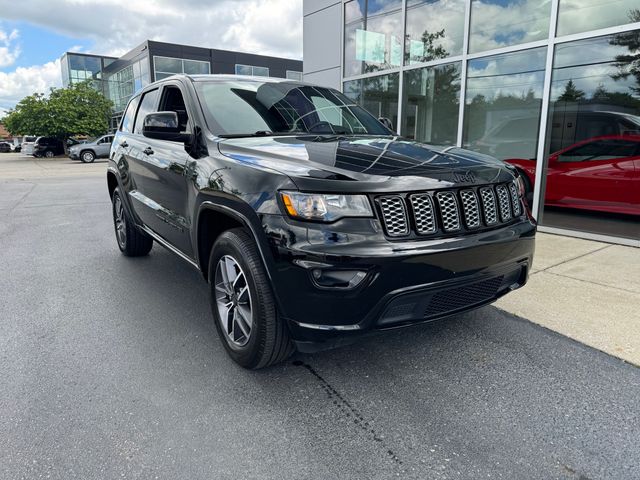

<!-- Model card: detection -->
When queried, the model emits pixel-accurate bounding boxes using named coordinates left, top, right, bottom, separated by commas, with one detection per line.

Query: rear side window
left=134, top=89, right=159, bottom=134
left=121, top=96, right=140, bottom=133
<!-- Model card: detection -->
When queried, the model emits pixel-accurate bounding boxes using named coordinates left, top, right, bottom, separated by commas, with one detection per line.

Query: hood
left=217, top=135, right=514, bottom=193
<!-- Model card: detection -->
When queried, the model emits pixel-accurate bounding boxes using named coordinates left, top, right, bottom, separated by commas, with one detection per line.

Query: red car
left=505, top=135, right=640, bottom=216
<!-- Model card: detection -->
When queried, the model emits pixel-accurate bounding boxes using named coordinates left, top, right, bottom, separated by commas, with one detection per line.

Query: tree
left=609, top=9, right=640, bottom=95
left=2, top=81, right=113, bottom=140
left=558, top=79, right=586, bottom=102
left=2, top=93, right=50, bottom=136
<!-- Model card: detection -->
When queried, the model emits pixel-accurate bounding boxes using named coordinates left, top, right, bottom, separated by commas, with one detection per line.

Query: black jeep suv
left=107, top=75, right=536, bottom=369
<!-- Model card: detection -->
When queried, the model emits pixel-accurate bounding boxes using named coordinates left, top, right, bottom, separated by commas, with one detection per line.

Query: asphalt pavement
left=1, top=154, right=639, bottom=479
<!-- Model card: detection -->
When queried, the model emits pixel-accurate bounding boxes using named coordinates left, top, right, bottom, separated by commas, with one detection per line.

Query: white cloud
left=0, top=60, right=62, bottom=114
left=0, top=0, right=303, bottom=59
left=0, top=0, right=302, bottom=113
left=0, top=27, right=20, bottom=68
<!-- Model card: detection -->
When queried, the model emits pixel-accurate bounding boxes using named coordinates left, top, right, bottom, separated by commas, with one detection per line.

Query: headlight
left=280, top=191, right=373, bottom=222
left=515, top=175, right=526, bottom=197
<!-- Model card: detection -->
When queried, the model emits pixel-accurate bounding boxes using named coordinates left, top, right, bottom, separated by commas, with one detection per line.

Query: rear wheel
left=111, top=188, right=153, bottom=257
left=209, top=228, right=293, bottom=369
left=44, top=150, right=54, bottom=158
left=81, top=150, right=95, bottom=163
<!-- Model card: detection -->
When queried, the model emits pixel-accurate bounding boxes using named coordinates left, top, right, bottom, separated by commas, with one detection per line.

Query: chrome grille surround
left=378, top=195, right=409, bottom=237
left=409, top=193, right=437, bottom=234
left=459, top=190, right=481, bottom=229
left=495, top=184, right=512, bottom=222
left=508, top=181, right=522, bottom=217
left=435, top=191, right=461, bottom=232
left=479, top=187, right=498, bottom=226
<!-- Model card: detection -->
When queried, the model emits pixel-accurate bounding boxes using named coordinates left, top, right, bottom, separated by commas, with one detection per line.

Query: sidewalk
left=496, top=232, right=640, bottom=366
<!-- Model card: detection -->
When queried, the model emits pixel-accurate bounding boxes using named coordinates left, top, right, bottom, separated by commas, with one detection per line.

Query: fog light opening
left=311, top=269, right=367, bottom=289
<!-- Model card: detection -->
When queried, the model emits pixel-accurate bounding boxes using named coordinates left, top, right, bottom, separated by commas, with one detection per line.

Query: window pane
left=402, top=62, right=461, bottom=144
left=286, top=71, right=303, bottom=81
left=405, top=0, right=465, bottom=65
left=469, top=0, right=551, bottom=53
left=253, top=66, right=269, bottom=77
left=154, top=56, right=183, bottom=74
left=134, top=89, right=159, bottom=134
left=344, top=0, right=403, bottom=76
left=534, top=32, right=640, bottom=240
left=463, top=47, right=546, bottom=160
left=120, top=96, right=140, bottom=133
left=235, top=64, right=252, bottom=75
left=557, top=1, right=640, bottom=37
left=344, top=72, right=400, bottom=128
left=184, top=59, right=210, bottom=74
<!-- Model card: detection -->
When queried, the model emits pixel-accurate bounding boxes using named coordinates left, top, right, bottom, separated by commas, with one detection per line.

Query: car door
left=95, top=136, right=110, bottom=157
left=545, top=137, right=637, bottom=212
left=126, top=82, right=193, bottom=256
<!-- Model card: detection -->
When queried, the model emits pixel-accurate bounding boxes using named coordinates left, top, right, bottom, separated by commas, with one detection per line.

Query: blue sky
left=0, top=21, right=92, bottom=72
left=0, top=0, right=303, bottom=115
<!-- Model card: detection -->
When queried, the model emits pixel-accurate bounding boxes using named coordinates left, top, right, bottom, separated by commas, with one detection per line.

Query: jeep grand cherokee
left=107, top=75, right=536, bottom=369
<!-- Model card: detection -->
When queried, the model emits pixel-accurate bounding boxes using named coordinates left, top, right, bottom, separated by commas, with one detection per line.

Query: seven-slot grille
left=376, top=181, right=523, bottom=238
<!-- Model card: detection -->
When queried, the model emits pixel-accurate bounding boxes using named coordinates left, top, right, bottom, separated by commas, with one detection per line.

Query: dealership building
left=60, top=40, right=303, bottom=129
left=303, top=0, right=640, bottom=246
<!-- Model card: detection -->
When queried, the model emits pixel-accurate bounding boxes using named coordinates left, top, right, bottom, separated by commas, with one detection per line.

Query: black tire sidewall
left=208, top=231, right=272, bottom=368
left=111, top=189, right=127, bottom=252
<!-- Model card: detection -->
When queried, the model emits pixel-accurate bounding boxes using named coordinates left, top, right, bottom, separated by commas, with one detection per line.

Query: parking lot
left=1, top=152, right=639, bottom=479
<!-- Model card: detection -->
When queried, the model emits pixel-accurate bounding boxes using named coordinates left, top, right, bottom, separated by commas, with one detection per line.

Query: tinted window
left=159, top=86, right=189, bottom=130
left=559, top=140, right=639, bottom=162
left=195, top=80, right=391, bottom=136
left=133, top=89, right=159, bottom=134
left=121, top=96, right=140, bottom=133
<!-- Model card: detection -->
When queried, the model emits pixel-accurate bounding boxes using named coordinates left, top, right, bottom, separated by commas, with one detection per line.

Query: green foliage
left=610, top=9, right=640, bottom=95
left=1, top=81, right=113, bottom=139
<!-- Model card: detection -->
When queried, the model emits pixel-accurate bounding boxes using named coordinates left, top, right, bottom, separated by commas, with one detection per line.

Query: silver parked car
left=68, top=134, right=114, bottom=163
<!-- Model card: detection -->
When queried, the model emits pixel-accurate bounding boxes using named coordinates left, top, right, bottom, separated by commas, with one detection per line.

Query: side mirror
left=378, top=117, right=394, bottom=132
left=143, top=111, right=191, bottom=142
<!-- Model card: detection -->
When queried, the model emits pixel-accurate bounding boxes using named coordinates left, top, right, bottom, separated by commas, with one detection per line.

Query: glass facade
left=344, top=72, right=400, bottom=128
left=60, top=53, right=116, bottom=95
left=154, top=56, right=211, bottom=81
left=344, top=0, right=403, bottom=76
left=106, top=57, right=151, bottom=113
left=235, top=64, right=270, bottom=77
left=342, top=0, right=640, bottom=242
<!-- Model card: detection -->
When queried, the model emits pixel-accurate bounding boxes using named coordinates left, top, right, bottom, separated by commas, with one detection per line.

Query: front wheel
left=209, top=228, right=293, bottom=369
left=81, top=150, right=95, bottom=163
left=111, top=188, right=153, bottom=257
left=44, top=150, right=55, bottom=158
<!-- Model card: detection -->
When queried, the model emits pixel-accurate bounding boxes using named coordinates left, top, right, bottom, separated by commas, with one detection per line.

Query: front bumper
left=262, top=216, right=536, bottom=351
left=68, top=151, right=79, bottom=159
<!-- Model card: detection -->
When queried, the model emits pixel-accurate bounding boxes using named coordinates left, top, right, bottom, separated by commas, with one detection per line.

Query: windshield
left=194, top=80, right=392, bottom=137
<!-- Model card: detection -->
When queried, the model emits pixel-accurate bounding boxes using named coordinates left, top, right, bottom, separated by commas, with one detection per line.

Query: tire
left=44, top=150, right=54, bottom=158
left=80, top=150, right=95, bottom=163
left=208, top=228, right=293, bottom=369
left=111, top=188, right=153, bottom=257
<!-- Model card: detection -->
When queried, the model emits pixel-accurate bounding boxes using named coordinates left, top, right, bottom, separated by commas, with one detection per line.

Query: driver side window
left=159, top=85, right=190, bottom=131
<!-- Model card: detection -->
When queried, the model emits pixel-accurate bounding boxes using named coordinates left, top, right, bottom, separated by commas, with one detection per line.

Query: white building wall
left=303, top=0, right=342, bottom=89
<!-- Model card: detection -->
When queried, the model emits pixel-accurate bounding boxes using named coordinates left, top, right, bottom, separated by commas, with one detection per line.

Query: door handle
left=143, top=147, right=154, bottom=156
left=120, top=141, right=128, bottom=148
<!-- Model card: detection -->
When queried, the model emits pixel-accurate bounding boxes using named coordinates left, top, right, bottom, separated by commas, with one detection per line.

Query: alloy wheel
left=114, top=195, right=126, bottom=248
left=82, top=152, right=94, bottom=162
left=214, top=255, right=253, bottom=347
left=45, top=150, right=54, bottom=158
